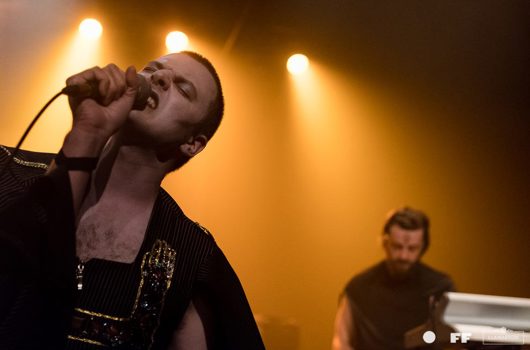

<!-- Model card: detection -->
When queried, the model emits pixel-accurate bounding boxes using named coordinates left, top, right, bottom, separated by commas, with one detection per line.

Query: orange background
left=1, top=1, right=528, bottom=349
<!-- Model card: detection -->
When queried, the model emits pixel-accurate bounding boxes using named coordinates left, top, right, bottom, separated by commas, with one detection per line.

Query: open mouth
left=147, top=90, right=159, bottom=109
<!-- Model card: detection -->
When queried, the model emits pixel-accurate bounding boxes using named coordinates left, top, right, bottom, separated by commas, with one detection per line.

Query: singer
left=331, top=207, right=455, bottom=350
left=0, top=52, right=264, bottom=349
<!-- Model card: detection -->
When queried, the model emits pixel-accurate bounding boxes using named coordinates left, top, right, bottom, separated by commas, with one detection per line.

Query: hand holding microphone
left=63, top=64, right=150, bottom=141
left=2, top=63, right=152, bottom=177
left=62, top=70, right=151, bottom=110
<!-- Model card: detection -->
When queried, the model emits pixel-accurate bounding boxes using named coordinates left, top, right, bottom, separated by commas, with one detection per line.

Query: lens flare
left=166, top=31, right=189, bottom=53
left=79, top=18, right=103, bottom=40
left=287, top=54, right=309, bottom=75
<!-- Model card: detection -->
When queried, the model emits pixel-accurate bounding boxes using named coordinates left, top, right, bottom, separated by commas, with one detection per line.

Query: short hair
left=181, top=51, right=224, bottom=140
left=168, top=51, right=224, bottom=171
left=383, top=206, right=430, bottom=253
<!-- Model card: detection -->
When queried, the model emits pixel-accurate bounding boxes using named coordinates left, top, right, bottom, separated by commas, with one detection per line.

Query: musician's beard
left=386, top=259, right=418, bottom=280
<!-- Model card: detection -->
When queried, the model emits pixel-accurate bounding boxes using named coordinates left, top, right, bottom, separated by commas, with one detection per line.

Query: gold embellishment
left=0, top=145, right=49, bottom=169
left=68, top=239, right=177, bottom=348
left=195, top=221, right=212, bottom=236
left=74, top=307, right=128, bottom=322
left=67, top=335, right=106, bottom=346
left=72, top=240, right=176, bottom=322
left=128, top=239, right=177, bottom=318
left=144, top=239, right=176, bottom=290
left=139, top=239, right=177, bottom=349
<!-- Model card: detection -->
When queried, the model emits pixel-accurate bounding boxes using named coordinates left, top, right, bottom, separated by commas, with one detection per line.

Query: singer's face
left=383, top=225, right=424, bottom=278
left=127, top=53, right=217, bottom=148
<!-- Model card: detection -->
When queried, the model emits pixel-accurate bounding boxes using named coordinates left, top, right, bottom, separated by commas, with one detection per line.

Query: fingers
left=102, top=64, right=127, bottom=105
left=125, top=66, right=139, bottom=90
left=103, top=66, right=139, bottom=115
left=65, top=64, right=134, bottom=106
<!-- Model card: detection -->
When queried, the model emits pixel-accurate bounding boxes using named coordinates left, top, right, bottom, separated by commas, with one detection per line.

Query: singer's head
left=125, top=51, right=224, bottom=171
left=381, top=206, right=430, bottom=278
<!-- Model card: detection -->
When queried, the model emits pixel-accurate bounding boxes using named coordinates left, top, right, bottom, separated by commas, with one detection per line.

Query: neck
left=92, top=136, right=169, bottom=201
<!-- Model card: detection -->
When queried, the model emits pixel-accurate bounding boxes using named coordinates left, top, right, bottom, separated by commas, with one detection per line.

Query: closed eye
left=177, top=83, right=191, bottom=99
left=174, top=79, right=195, bottom=100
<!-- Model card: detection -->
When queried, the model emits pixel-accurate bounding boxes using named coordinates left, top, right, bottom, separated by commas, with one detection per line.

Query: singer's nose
left=152, top=70, right=171, bottom=90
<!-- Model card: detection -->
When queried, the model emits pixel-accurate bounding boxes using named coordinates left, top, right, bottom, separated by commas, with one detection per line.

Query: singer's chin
left=127, top=109, right=147, bottom=123
left=118, top=116, right=153, bottom=145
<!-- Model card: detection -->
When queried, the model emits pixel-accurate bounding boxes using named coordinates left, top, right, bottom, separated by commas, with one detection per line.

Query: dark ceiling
left=91, top=0, right=529, bottom=111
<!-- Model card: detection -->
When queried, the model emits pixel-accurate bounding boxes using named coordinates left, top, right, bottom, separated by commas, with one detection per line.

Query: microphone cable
left=1, top=74, right=149, bottom=177
left=0, top=90, right=64, bottom=177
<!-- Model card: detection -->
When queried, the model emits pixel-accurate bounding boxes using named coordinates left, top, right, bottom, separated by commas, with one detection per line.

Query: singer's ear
left=156, top=135, right=208, bottom=170
left=179, top=134, right=207, bottom=158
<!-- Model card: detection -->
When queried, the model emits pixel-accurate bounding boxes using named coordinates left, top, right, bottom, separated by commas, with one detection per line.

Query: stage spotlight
left=166, top=31, right=189, bottom=52
left=79, top=18, right=103, bottom=40
left=287, top=54, right=309, bottom=75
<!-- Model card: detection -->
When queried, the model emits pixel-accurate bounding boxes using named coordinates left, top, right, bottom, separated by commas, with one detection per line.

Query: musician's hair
left=167, top=51, right=224, bottom=171
left=383, top=206, right=430, bottom=254
left=181, top=50, right=224, bottom=141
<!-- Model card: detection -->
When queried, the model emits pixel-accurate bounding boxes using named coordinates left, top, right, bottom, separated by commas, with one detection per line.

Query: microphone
left=61, top=74, right=151, bottom=110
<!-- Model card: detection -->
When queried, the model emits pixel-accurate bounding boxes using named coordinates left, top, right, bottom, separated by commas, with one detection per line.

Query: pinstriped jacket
left=0, top=146, right=264, bottom=350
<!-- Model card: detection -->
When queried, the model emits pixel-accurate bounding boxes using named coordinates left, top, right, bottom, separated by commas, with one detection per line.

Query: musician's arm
left=332, top=295, right=356, bottom=350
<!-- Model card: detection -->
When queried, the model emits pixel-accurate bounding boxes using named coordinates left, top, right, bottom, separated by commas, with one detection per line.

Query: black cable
left=0, top=90, right=64, bottom=177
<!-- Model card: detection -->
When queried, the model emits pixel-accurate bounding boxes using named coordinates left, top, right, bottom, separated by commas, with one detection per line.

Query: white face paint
left=126, top=53, right=217, bottom=152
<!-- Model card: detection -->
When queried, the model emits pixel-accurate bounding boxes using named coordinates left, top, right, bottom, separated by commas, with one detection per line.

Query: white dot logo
left=423, top=331, right=436, bottom=344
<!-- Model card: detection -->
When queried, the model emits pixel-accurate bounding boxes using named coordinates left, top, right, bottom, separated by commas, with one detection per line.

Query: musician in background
left=332, top=206, right=455, bottom=350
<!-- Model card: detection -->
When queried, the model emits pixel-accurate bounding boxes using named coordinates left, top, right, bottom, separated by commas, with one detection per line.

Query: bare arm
left=46, top=64, right=139, bottom=216
left=168, top=301, right=208, bottom=350
left=332, top=295, right=356, bottom=350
